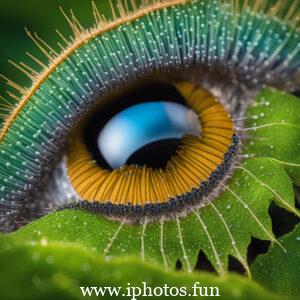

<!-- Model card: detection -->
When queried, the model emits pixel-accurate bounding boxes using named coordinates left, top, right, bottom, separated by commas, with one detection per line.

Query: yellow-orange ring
left=67, top=82, right=235, bottom=207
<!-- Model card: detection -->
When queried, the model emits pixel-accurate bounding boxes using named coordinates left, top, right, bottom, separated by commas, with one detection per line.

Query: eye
left=0, top=0, right=299, bottom=231
left=65, top=80, right=238, bottom=221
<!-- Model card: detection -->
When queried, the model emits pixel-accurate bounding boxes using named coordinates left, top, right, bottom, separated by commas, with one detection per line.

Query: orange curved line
left=0, top=0, right=187, bottom=142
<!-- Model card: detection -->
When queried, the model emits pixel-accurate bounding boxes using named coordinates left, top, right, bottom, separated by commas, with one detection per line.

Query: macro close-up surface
left=0, top=0, right=299, bottom=299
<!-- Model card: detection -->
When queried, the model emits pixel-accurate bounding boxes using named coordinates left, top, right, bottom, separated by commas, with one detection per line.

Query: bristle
left=92, top=1, right=102, bottom=27
left=0, top=0, right=299, bottom=230
left=26, top=52, right=47, bottom=68
left=55, top=29, right=70, bottom=46
left=59, top=7, right=80, bottom=37
left=33, top=33, right=59, bottom=57
left=8, top=60, right=36, bottom=80
left=0, top=75, right=27, bottom=94
left=25, top=29, right=55, bottom=62
left=19, top=62, right=39, bottom=77
left=0, top=0, right=299, bottom=141
left=6, top=92, right=21, bottom=103
left=0, top=96, right=15, bottom=109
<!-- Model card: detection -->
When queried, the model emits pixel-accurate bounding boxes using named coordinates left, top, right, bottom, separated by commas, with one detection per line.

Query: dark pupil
left=126, top=139, right=181, bottom=169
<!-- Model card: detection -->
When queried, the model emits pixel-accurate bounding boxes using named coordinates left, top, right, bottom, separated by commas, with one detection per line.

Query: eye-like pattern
left=0, top=0, right=299, bottom=231
left=65, top=81, right=239, bottom=221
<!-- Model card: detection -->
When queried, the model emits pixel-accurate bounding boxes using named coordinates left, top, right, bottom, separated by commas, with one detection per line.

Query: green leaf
left=0, top=237, right=295, bottom=300
left=2, top=89, right=300, bottom=298
left=10, top=157, right=299, bottom=276
left=251, top=223, right=300, bottom=296
left=244, top=89, right=300, bottom=185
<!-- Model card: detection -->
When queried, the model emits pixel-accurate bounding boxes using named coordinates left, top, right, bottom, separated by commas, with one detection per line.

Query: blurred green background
left=0, top=0, right=291, bottom=99
left=0, top=0, right=114, bottom=97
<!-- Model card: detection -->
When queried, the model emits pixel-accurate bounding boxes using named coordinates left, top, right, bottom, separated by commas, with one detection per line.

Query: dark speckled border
left=59, top=134, right=240, bottom=223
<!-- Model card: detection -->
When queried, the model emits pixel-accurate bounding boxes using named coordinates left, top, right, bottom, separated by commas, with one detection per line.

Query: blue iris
left=98, top=102, right=200, bottom=169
